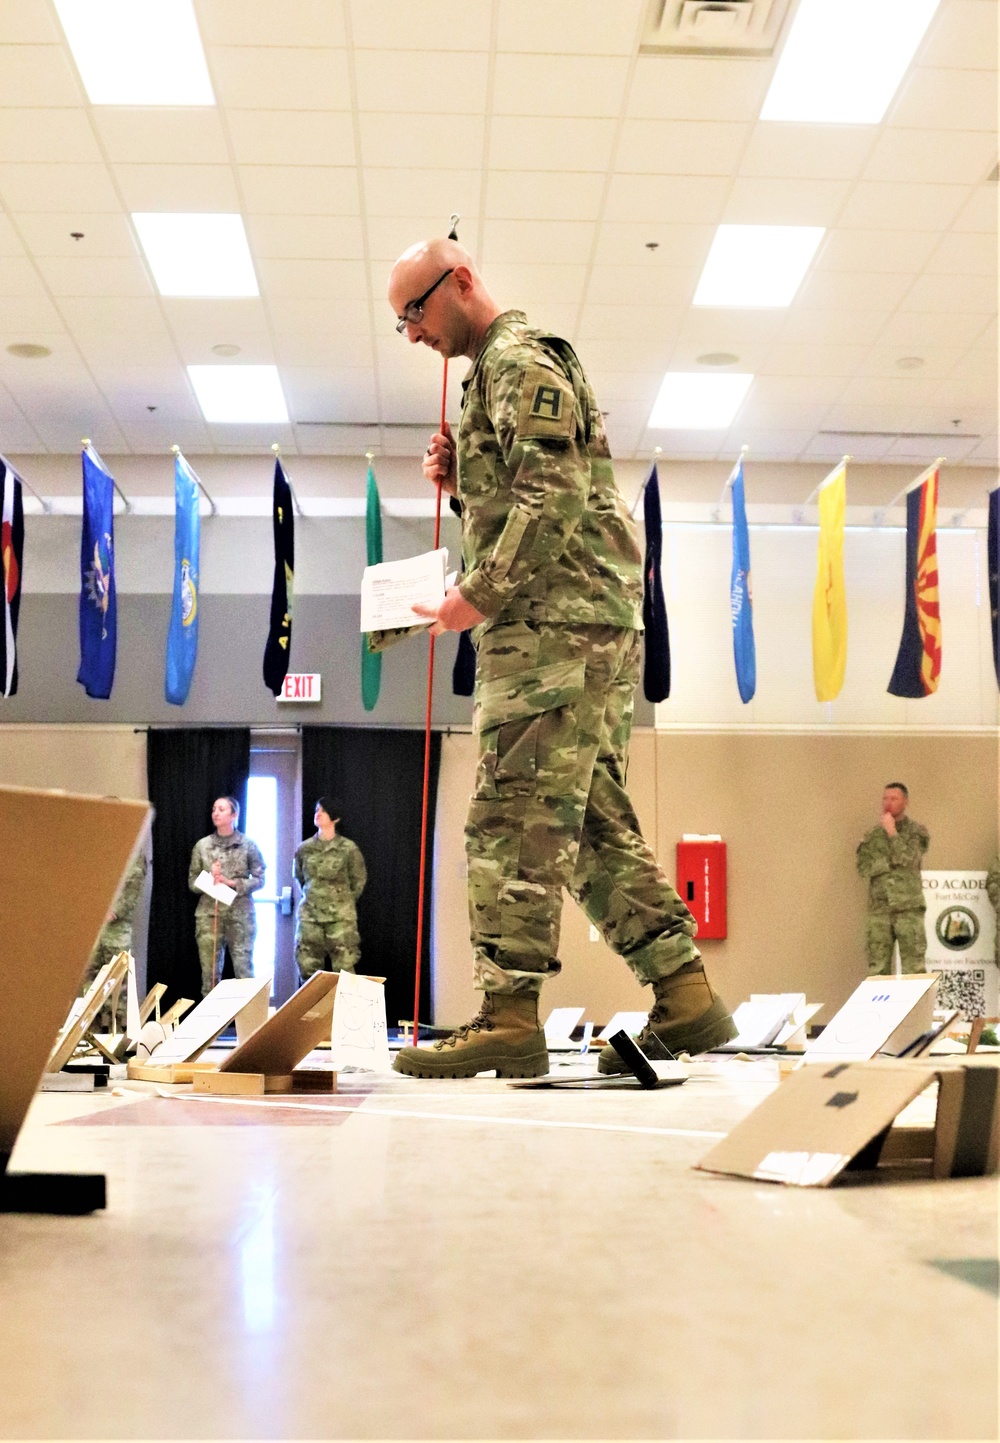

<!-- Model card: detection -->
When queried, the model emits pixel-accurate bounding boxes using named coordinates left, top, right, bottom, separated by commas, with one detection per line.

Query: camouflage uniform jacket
left=98, top=850, right=148, bottom=950
left=987, top=857, right=999, bottom=961
left=188, top=830, right=265, bottom=917
left=856, top=815, right=929, bottom=912
left=294, top=835, right=366, bottom=922
left=455, top=310, right=643, bottom=632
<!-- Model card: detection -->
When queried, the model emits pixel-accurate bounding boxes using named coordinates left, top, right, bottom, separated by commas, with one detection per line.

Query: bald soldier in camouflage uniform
left=83, top=848, right=148, bottom=1028
left=856, top=782, right=930, bottom=974
left=294, top=797, right=367, bottom=980
left=188, top=796, right=265, bottom=997
left=384, top=237, right=736, bottom=1077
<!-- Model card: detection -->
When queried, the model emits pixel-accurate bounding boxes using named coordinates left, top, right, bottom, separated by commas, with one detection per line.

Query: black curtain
left=301, top=727, right=440, bottom=1026
left=146, top=728, right=251, bottom=1006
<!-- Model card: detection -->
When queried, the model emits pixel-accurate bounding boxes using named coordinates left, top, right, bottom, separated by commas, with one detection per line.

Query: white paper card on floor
left=597, top=1011, right=648, bottom=1042
left=725, top=997, right=798, bottom=1049
left=543, top=1006, right=585, bottom=1048
left=329, top=972, right=391, bottom=1073
left=803, top=976, right=937, bottom=1064
left=922, top=869, right=998, bottom=1018
left=139, top=976, right=271, bottom=1066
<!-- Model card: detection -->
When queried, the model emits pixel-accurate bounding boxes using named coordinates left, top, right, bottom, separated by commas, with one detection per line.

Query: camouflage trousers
left=195, top=900, right=256, bottom=998
left=466, top=621, right=699, bottom=996
left=83, top=936, right=131, bottom=1030
left=866, top=908, right=928, bottom=975
left=295, top=910, right=359, bottom=981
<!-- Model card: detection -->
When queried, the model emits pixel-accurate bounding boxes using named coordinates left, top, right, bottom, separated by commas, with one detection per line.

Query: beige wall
left=433, top=729, right=999, bottom=1029
left=0, top=725, right=148, bottom=799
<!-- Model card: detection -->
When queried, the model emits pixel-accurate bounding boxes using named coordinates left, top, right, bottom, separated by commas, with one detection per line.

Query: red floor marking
left=58, top=1094, right=370, bottom=1127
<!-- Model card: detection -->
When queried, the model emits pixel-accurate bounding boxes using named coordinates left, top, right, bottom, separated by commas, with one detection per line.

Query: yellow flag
left=811, top=462, right=848, bottom=702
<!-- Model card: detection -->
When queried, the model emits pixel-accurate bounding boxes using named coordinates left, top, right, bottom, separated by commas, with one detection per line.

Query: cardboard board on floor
left=126, top=976, right=271, bottom=1078
left=802, top=976, right=937, bottom=1064
left=695, top=1056, right=1000, bottom=1187
left=191, top=971, right=339, bottom=1095
left=0, top=787, right=151, bottom=1182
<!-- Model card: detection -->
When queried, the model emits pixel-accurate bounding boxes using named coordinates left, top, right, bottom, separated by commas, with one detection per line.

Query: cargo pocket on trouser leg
left=466, top=657, right=588, bottom=991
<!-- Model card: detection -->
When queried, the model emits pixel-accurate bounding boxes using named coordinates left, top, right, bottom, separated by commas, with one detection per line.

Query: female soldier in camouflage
left=188, top=795, right=265, bottom=997
left=293, top=797, right=367, bottom=982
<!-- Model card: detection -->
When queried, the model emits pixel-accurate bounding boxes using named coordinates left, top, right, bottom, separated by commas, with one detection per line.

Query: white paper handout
left=194, top=870, right=237, bottom=906
left=543, top=1006, right=586, bottom=1048
left=329, top=971, right=391, bottom=1073
left=802, top=976, right=937, bottom=1064
left=360, top=548, right=447, bottom=632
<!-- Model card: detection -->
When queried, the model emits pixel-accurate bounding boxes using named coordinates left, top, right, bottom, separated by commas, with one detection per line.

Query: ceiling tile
left=863, top=128, right=996, bottom=186
left=916, top=0, right=997, bottom=70
left=75, top=328, right=178, bottom=370
left=817, top=228, right=941, bottom=274
left=577, top=302, right=688, bottom=341
left=360, top=112, right=484, bottom=170
left=616, top=120, right=750, bottom=176
left=0, top=44, right=85, bottom=106
left=723, top=177, right=851, bottom=226
left=256, top=257, right=367, bottom=298
left=0, top=255, right=48, bottom=298
left=0, top=0, right=62, bottom=43
left=239, top=165, right=360, bottom=216
left=585, top=264, right=694, bottom=307
left=363, top=167, right=480, bottom=217
left=489, top=116, right=616, bottom=172
left=268, top=295, right=369, bottom=333
left=0, top=108, right=101, bottom=164
left=496, top=0, right=644, bottom=55
left=12, top=212, right=138, bottom=259
left=900, top=271, right=995, bottom=314
left=875, top=308, right=991, bottom=350
left=485, top=169, right=606, bottom=221
left=482, top=218, right=595, bottom=266
left=349, top=0, right=492, bottom=50
left=275, top=332, right=374, bottom=367
left=355, top=50, right=489, bottom=113
left=594, top=222, right=713, bottom=267
left=0, top=295, right=66, bottom=330
left=626, top=56, right=769, bottom=121
left=282, top=366, right=379, bottom=422
left=857, top=345, right=966, bottom=380
left=477, top=262, right=588, bottom=306
left=198, top=0, right=347, bottom=46
left=925, top=230, right=997, bottom=274
left=0, top=213, right=24, bottom=256
left=759, top=343, right=869, bottom=378
left=890, top=65, right=997, bottom=130
left=33, top=254, right=154, bottom=298
left=602, top=173, right=729, bottom=225
left=0, top=161, right=119, bottom=212
left=246, top=214, right=365, bottom=260
left=778, top=308, right=890, bottom=345
left=573, top=335, right=675, bottom=374
left=210, top=46, right=351, bottom=110
left=837, top=182, right=972, bottom=231
left=0, top=390, right=44, bottom=449
left=794, top=270, right=916, bottom=313
left=91, top=110, right=230, bottom=166
left=950, top=186, right=998, bottom=232
left=228, top=111, right=356, bottom=167
left=366, top=215, right=479, bottom=262
left=113, top=163, right=241, bottom=212
left=492, top=54, right=630, bottom=117
left=738, top=124, right=874, bottom=181
left=116, top=417, right=213, bottom=453
left=56, top=295, right=166, bottom=335
left=162, top=297, right=273, bottom=360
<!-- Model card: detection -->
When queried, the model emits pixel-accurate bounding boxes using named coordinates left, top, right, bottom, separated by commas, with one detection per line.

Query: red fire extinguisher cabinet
left=676, top=837, right=727, bottom=940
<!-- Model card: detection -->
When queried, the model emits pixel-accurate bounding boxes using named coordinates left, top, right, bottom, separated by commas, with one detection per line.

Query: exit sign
left=276, top=672, right=322, bottom=703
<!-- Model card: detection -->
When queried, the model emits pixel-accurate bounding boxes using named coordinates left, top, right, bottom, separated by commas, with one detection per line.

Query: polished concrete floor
left=1, top=1054, right=996, bottom=1440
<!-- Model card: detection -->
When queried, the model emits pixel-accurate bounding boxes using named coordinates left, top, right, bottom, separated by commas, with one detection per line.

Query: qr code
left=935, top=968, right=987, bottom=1021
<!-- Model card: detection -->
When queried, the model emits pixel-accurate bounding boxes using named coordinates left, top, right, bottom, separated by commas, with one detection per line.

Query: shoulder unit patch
left=516, top=365, right=576, bottom=441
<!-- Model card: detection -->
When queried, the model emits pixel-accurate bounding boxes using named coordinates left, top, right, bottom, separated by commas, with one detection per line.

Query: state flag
left=729, top=455, right=756, bottom=704
left=641, top=463, right=671, bottom=703
left=361, top=461, right=382, bottom=711
left=165, top=450, right=201, bottom=706
left=1, top=456, right=24, bottom=697
left=888, top=463, right=942, bottom=698
left=988, top=483, right=999, bottom=691
left=77, top=444, right=117, bottom=700
left=811, top=460, right=848, bottom=702
left=263, top=457, right=295, bottom=697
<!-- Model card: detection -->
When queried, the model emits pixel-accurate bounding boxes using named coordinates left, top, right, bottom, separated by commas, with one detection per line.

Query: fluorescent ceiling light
left=648, top=374, right=753, bottom=431
left=761, top=0, right=939, bottom=124
left=188, top=366, right=288, bottom=424
left=133, top=214, right=258, bottom=297
left=54, top=0, right=214, bottom=105
left=694, top=225, right=825, bottom=308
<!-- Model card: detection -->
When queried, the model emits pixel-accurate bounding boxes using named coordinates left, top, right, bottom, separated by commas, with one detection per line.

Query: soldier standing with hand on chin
left=856, top=782, right=930, bottom=975
left=384, top=236, right=736, bottom=1078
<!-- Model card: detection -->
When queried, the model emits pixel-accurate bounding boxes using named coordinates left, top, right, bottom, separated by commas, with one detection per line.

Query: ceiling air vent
left=641, top=0, right=794, bottom=56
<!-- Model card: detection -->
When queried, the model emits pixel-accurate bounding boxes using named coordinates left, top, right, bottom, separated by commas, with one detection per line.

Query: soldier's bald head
left=390, top=237, right=476, bottom=297
left=389, top=237, right=501, bottom=360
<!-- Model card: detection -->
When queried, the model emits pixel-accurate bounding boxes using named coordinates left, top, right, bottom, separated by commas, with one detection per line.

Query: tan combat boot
left=597, top=962, right=737, bottom=1073
left=393, top=993, right=549, bottom=1078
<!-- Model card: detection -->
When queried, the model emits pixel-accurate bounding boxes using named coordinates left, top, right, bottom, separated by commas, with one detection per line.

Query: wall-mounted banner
left=922, top=869, right=997, bottom=1017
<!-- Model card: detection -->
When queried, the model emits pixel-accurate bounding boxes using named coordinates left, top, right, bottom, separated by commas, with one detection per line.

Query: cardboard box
left=695, top=1057, right=1000, bottom=1186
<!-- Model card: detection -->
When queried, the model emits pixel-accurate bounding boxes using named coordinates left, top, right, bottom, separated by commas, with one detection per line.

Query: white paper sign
left=195, top=871, right=237, bottom=906
left=922, top=869, right=998, bottom=1017
left=543, top=1006, right=585, bottom=1046
left=803, top=976, right=937, bottom=1064
left=724, top=997, right=796, bottom=1049
left=143, top=976, right=271, bottom=1066
left=329, top=972, right=391, bottom=1073
left=360, top=548, right=447, bottom=631
left=597, top=1011, right=649, bottom=1042
left=125, top=952, right=141, bottom=1040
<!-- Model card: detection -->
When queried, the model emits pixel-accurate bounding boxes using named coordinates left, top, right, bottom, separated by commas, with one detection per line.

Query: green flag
left=361, top=462, right=382, bottom=710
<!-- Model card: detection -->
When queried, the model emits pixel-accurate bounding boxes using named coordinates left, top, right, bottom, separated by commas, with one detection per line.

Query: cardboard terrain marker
left=543, top=1006, right=586, bottom=1050
left=0, top=786, right=151, bottom=1213
left=328, top=972, right=391, bottom=1073
left=597, top=1011, right=648, bottom=1043
left=190, top=971, right=339, bottom=1095
left=802, top=975, right=938, bottom=1064
left=48, top=950, right=131, bottom=1070
left=126, top=976, right=271, bottom=1080
left=696, top=1056, right=1000, bottom=1186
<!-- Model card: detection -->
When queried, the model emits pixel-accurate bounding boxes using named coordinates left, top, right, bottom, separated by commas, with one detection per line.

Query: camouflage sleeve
left=459, top=350, right=587, bottom=619
left=242, top=840, right=266, bottom=896
left=348, top=841, right=367, bottom=900
left=987, top=858, right=1000, bottom=911
left=293, top=846, right=306, bottom=889
left=365, top=623, right=431, bottom=655
left=889, top=824, right=928, bottom=870
left=113, top=851, right=147, bottom=923
left=856, top=828, right=891, bottom=878
left=188, top=838, right=207, bottom=892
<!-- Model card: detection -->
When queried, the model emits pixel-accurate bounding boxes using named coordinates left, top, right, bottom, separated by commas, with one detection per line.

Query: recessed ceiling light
left=133, top=214, right=258, bottom=298
left=895, top=356, right=925, bottom=370
left=697, top=352, right=740, bottom=368
left=187, top=365, right=288, bottom=424
left=694, top=225, right=825, bottom=308
left=212, top=343, right=242, bottom=358
left=761, top=0, right=940, bottom=125
left=6, top=343, right=51, bottom=359
left=648, top=373, right=754, bottom=430
left=53, top=0, right=214, bottom=105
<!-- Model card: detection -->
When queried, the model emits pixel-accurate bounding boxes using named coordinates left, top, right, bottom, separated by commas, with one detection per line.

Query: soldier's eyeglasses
left=395, top=269, right=454, bottom=333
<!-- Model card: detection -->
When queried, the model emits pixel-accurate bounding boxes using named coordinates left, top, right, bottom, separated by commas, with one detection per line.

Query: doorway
left=246, top=730, right=300, bottom=1006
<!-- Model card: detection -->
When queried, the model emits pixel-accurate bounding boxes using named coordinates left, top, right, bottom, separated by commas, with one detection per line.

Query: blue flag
left=165, top=451, right=201, bottom=706
left=641, top=463, right=671, bottom=702
left=77, top=444, right=117, bottom=700
left=729, top=456, right=756, bottom=704
left=361, top=462, right=382, bottom=711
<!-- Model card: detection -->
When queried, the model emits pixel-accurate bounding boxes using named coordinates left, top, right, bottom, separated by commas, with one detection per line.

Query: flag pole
left=711, top=445, right=749, bottom=522
left=875, top=457, right=945, bottom=526
left=171, top=444, right=218, bottom=516
left=271, top=442, right=304, bottom=517
left=82, top=438, right=132, bottom=514
left=1, top=453, right=50, bottom=513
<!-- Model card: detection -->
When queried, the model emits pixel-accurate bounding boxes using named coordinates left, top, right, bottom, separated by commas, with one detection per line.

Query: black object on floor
left=0, top=1171, right=107, bottom=1214
left=608, top=1030, right=660, bottom=1087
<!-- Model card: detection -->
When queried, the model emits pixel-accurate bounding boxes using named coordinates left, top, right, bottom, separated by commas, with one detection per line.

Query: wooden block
left=290, top=1069, right=337, bottom=1092
left=125, top=1060, right=217, bottom=1084
left=192, top=1070, right=266, bottom=1096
